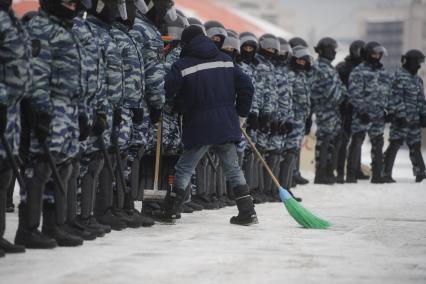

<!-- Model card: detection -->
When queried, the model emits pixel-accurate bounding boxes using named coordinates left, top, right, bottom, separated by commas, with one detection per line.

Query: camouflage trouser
left=29, top=99, right=79, bottom=164
left=256, top=129, right=269, bottom=151
left=0, top=103, right=20, bottom=159
left=268, top=134, right=285, bottom=153
left=315, top=109, right=341, bottom=168
left=389, top=123, right=422, bottom=146
left=351, top=112, right=385, bottom=139
left=283, top=118, right=305, bottom=151
left=117, top=107, right=132, bottom=150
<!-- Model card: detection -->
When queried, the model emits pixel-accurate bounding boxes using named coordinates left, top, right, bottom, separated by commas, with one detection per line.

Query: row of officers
left=1, top=0, right=426, bottom=256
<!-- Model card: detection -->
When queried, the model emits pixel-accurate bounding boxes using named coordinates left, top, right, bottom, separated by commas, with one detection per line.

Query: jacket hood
left=181, top=35, right=219, bottom=59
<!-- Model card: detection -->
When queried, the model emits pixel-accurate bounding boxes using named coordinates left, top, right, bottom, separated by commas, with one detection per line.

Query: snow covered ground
left=1, top=149, right=426, bottom=284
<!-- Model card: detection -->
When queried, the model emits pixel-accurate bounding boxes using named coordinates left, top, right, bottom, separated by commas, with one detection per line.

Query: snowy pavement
left=1, top=151, right=426, bottom=284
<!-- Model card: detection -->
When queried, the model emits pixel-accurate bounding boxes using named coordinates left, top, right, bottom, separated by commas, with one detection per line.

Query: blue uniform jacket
left=165, top=35, right=254, bottom=149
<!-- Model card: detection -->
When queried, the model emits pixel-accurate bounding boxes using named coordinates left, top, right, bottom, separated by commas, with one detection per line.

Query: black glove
left=384, top=112, right=394, bottom=123
left=0, top=104, right=7, bottom=136
left=131, top=108, right=144, bottom=125
left=359, top=112, right=370, bottom=124
left=270, top=119, right=279, bottom=135
left=149, top=107, right=162, bottom=124
left=259, top=112, right=271, bottom=131
left=305, top=116, right=312, bottom=135
left=394, top=117, right=408, bottom=128
left=92, top=111, right=107, bottom=136
left=113, top=108, right=122, bottom=127
left=279, top=121, right=293, bottom=135
left=420, top=115, right=426, bottom=128
left=78, top=114, right=90, bottom=141
left=34, top=111, right=52, bottom=143
left=246, top=112, right=259, bottom=131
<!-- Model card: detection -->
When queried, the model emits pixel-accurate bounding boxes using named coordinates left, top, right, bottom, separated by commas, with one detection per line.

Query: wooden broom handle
left=241, top=127, right=282, bottom=189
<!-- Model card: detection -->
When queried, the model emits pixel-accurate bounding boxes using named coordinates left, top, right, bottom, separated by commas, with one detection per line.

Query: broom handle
left=241, top=127, right=282, bottom=189
left=153, top=117, right=163, bottom=191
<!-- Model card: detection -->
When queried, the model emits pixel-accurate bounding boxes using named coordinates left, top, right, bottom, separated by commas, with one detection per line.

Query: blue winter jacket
left=165, top=35, right=254, bottom=149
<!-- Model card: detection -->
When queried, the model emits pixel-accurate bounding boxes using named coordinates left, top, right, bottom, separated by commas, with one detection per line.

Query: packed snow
left=1, top=149, right=426, bottom=284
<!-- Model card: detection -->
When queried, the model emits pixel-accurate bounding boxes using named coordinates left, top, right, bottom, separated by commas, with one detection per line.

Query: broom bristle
left=279, top=187, right=331, bottom=229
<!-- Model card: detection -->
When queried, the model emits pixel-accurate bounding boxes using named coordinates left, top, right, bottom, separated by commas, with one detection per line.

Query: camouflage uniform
left=347, top=61, right=392, bottom=180
left=130, top=12, right=165, bottom=157
left=0, top=8, right=32, bottom=242
left=252, top=53, right=277, bottom=151
left=0, top=9, right=32, bottom=159
left=310, top=57, right=345, bottom=177
left=385, top=67, right=426, bottom=177
left=283, top=66, right=311, bottom=152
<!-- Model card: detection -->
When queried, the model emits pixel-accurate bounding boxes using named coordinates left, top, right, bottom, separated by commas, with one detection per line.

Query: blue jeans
left=173, top=143, right=246, bottom=190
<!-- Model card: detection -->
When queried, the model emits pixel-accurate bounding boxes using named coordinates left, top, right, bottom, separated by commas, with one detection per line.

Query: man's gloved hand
left=259, top=112, right=271, bottom=131
left=420, top=115, right=426, bottom=128
left=239, top=116, right=246, bottom=128
left=131, top=108, right=144, bottom=125
left=305, top=116, right=312, bottom=135
left=246, top=112, right=259, bottom=131
left=149, top=107, right=162, bottom=124
left=384, top=112, right=394, bottom=123
left=279, top=121, right=293, bottom=135
left=0, top=104, right=7, bottom=136
left=34, top=111, right=52, bottom=143
left=395, top=116, right=408, bottom=128
left=78, top=114, right=90, bottom=141
left=359, top=112, right=370, bottom=124
left=113, top=108, right=122, bottom=127
left=92, top=111, right=107, bottom=136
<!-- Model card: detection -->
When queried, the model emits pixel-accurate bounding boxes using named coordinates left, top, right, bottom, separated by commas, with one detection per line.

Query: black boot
left=153, top=187, right=186, bottom=223
left=42, top=202, right=83, bottom=247
left=346, top=132, right=365, bottom=183
left=15, top=161, right=57, bottom=249
left=383, top=139, right=402, bottom=183
left=124, top=193, right=155, bottom=227
left=230, top=184, right=258, bottom=226
left=314, top=136, right=335, bottom=184
left=409, top=142, right=426, bottom=183
left=15, top=203, right=57, bottom=249
left=370, top=136, right=385, bottom=184
left=293, top=149, right=309, bottom=185
left=335, top=131, right=349, bottom=184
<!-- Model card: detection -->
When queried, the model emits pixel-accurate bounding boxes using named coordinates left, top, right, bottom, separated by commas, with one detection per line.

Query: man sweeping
left=154, top=25, right=257, bottom=226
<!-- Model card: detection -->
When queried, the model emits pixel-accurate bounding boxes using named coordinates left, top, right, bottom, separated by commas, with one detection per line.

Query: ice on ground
left=1, top=150, right=426, bottom=284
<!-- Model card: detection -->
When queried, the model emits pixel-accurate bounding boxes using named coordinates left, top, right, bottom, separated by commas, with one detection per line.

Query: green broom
left=241, top=128, right=331, bottom=229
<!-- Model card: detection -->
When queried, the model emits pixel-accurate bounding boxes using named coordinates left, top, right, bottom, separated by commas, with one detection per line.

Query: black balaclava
left=204, top=20, right=227, bottom=49
left=362, top=41, right=386, bottom=69
left=239, top=32, right=258, bottom=62
left=258, top=33, right=279, bottom=60
left=315, top=37, right=337, bottom=62
left=0, top=0, right=12, bottom=10
left=90, top=0, right=115, bottom=23
left=119, top=0, right=136, bottom=27
left=402, top=49, right=425, bottom=75
left=40, top=0, right=81, bottom=20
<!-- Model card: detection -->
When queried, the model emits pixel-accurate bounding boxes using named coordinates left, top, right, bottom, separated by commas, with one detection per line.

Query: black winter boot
left=15, top=203, right=57, bottom=249
left=153, top=187, right=187, bottom=224
left=383, top=139, right=402, bottom=183
left=293, top=150, right=309, bottom=185
left=230, top=185, right=258, bottom=226
left=42, top=202, right=83, bottom=247
left=314, top=137, right=335, bottom=184
left=409, top=142, right=426, bottom=183
left=346, top=132, right=365, bottom=183
left=370, top=136, right=385, bottom=183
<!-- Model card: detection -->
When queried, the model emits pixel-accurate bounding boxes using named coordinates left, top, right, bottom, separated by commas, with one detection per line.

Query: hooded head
left=402, top=49, right=425, bottom=75
left=181, top=24, right=205, bottom=46
left=204, top=20, right=227, bottom=49
left=315, top=37, right=338, bottom=62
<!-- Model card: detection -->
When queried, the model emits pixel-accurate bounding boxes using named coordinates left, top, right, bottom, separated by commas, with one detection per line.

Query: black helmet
left=166, top=13, right=189, bottom=40
left=401, top=49, right=425, bottom=75
left=259, top=33, right=279, bottom=52
left=40, top=0, right=92, bottom=19
left=277, top=37, right=291, bottom=56
left=349, top=40, right=365, bottom=59
left=314, top=37, right=338, bottom=61
left=145, top=0, right=176, bottom=27
left=239, top=31, right=258, bottom=50
left=289, top=37, right=308, bottom=48
left=0, top=0, right=12, bottom=10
